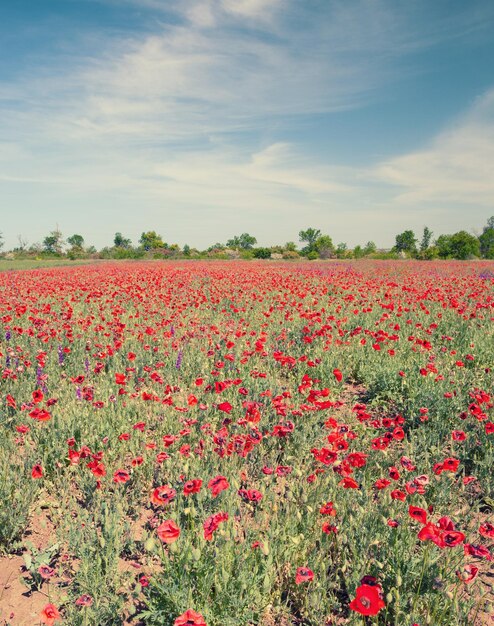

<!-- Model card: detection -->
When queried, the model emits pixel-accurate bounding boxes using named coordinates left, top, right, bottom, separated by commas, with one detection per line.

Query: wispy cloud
left=374, top=89, right=494, bottom=209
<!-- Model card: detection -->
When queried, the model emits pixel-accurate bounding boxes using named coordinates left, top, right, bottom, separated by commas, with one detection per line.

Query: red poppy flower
left=442, top=457, right=460, bottom=472
left=75, top=594, right=93, bottom=606
left=346, top=452, right=368, bottom=468
left=479, top=523, right=494, bottom=538
left=349, top=584, right=385, bottom=616
left=157, top=519, right=181, bottom=544
left=31, top=463, right=44, bottom=479
left=151, top=485, right=177, bottom=506
left=417, top=523, right=446, bottom=548
left=174, top=609, right=207, bottom=626
left=38, top=565, right=55, bottom=579
left=456, top=564, right=479, bottom=583
left=217, top=402, right=232, bottom=414
left=40, top=603, right=61, bottom=625
left=203, top=512, right=228, bottom=541
left=320, top=501, right=336, bottom=516
left=464, top=543, right=492, bottom=560
left=183, top=479, right=202, bottom=495
left=113, top=469, right=130, bottom=483
left=390, top=489, right=406, bottom=501
left=339, top=477, right=359, bottom=489
left=32, top=389, right=44, bottom=403
left=208, top=475, right=229, bottom=498
left=442, top=531, right=465, bottom=547
left=322, top=522, right=338, bottom=534
left=29, top=408, right=51, bottom=421
left=238, top=488, right=263, bottom=502
left=408, top=506, right=427, bottom=525
left=333, top=368, right=343, bottom=382
left=295, top=567, right=314, bottom=584
left=374, top=478, right=391, bottom=490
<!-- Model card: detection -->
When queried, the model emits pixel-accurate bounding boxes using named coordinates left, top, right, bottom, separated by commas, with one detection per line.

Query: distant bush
left=253, top=247, right=272, bottom=259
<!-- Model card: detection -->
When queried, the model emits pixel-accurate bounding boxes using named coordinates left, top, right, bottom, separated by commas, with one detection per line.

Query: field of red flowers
left=1, top=260, right=493, bottom=626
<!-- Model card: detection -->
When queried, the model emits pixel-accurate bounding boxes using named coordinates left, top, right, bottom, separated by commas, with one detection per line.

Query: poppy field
left=1, top=260, right=494, bottom=626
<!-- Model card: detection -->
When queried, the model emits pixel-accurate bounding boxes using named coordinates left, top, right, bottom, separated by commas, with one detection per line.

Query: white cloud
left=374, top=89, right=494, bottom=208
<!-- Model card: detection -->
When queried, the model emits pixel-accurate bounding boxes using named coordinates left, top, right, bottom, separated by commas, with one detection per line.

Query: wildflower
left=151, top=485, right=176, bottom=506
left=174, top=609, right=207, bottom=626
left=333, top=368, right=343, bottom=382
left=203, top=512, right=228, bottom=541
left=31, top=464, right=44, bottom=479
left=208, top=475, right=229, bottom=498
left=156, top=519, right=181, bottom=544
left=40, top=603, right=61, bottom=625
left=113, top=469, right=131, bottom=483
left=295, top=567, right=314, bottom=584
left=75, top=594, right=93, bottom=606
left=38, top=565, right=55, bottom=579
left=183, top=479, right=202, bottom=495
left=349, top=583, right=385, bottom=616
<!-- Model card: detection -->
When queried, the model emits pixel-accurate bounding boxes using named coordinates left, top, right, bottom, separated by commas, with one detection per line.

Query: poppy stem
left=412, top=544, right=430, bottom=616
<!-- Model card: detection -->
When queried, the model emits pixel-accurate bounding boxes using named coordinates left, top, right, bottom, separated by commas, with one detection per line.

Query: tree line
left=0, top=218, right=493, bottom=261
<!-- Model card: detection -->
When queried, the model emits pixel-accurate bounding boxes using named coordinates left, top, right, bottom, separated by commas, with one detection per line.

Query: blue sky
left=1, top=0, right=494, bottom=251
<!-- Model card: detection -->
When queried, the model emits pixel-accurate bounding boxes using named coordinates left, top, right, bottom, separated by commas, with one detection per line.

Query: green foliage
left=335, top=242, right=348, bottom=258
left=394, top=230, right=417, bottom=256
left=226, top=233, right=257, bottom=250
left=437, top=231, right=479, bottom=259
left=0, top=443, right=39, bottom=551
left=43, top=228, right=64, bottom=255
left=314, top=234, right=334, bottom=258
left=67, top=234, right=85, bottom=249
left=253, top=247, right=271, bottom=259
left=420, top=227, right=433, bottom=252
left=363, top=241, right=377, bottom=255
left=479, top=218, right=494, bottom=259
left=299, top=228, right=321, bottom=254
left=139, top=231, right=166, bottom=250
left=114, top=232, right=132, bottom=248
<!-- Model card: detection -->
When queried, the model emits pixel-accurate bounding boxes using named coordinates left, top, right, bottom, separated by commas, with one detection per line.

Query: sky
left=1, top=0, right=494, bottom=251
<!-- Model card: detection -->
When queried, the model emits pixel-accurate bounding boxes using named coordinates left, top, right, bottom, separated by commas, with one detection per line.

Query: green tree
left=114, top=232, right=132, bottom=248
left=139, top=231, right=165, bottom=250
left=0, top=232, right=3, bottom=251
left=449, top=231, right=480, bottom=259
left=67, top=234, right=85, bottom=249
left=353, top=245, right=364, bottom=259
left=253, top=247, right=271, bottom=259
left=299, top=228, right=321, bottom=254
left=226, top=233, right=257, bottom=250
left=363, top=241, right=377, bottom=256
left=182, top=244, right=191, bottom=257
left=335, top=242, right=348, bottom=258
left=394, top=230, right=417, bottom=256
left=479, top=216, right=494, bottom=259
left=436, top=235, right=453, bottom=259
left=314, top=234, right=334, bottom=258
left=284, top=241, right=297, bottom=252
left=437, top=232, right=479, bottom=259
left=208, top=242, right=226, bottom=252
left=420, top=227, right=433, bottom=252
left=43, top=229, right=64, bottom=255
